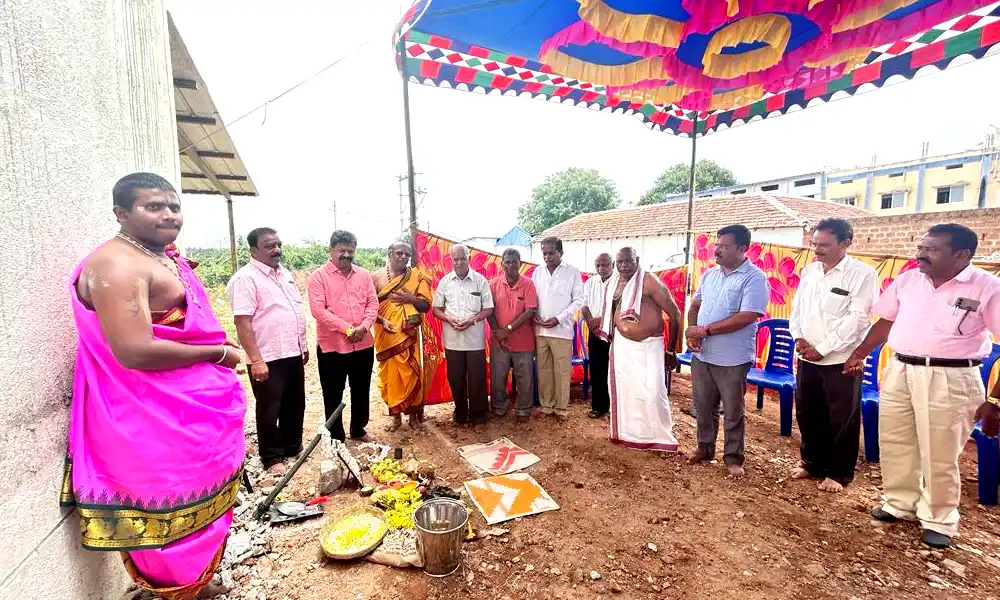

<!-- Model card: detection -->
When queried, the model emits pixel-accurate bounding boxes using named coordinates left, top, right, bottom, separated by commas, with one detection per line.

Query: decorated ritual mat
left=464, top=473, right=559, bottom=525
left=456, top=437, right=539, bottom=476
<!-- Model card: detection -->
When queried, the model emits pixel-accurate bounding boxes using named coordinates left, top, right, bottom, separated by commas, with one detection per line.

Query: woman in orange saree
left=374, top=253, right=433, bottom=431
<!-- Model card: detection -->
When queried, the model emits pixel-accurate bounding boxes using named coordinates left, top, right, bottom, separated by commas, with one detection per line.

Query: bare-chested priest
left=597, top=247, right=682, bottom=452
left=64, top=172, right=245, bottom=599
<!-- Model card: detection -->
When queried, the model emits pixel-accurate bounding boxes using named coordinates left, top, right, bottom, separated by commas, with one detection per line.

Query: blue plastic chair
left=860, top=344, right=884, bottom=463
left=574, top=316, right=590, bottom=401
left=971, top=342, right=1000, bottom=505
left=747, top=319, right=796, bottom=436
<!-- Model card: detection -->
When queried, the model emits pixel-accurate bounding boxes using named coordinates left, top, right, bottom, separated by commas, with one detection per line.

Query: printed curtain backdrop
left=689, top=233, right=1000, bottom=369
left=414, top=231, right=688, bottom=405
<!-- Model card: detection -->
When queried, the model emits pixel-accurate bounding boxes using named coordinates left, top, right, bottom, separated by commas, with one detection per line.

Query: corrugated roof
left=536, top=195, right=871, bottom=242
left=169, top=14, right=258, bottom=199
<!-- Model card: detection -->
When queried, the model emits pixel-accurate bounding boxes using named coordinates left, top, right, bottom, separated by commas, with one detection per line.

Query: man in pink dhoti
left=62, top=173, right=245, bottom=599
left=598, top=247, right=682, bottom=452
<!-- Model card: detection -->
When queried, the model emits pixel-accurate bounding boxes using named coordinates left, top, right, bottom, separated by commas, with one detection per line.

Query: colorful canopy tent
left=392, top=1, right=1000, bottom=261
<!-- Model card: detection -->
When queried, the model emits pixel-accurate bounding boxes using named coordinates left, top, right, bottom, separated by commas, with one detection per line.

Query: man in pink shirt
left=308, top=230, right=379, bottom=442
left=845, top=224, right=1000, bottom=549
left=228, top=227, right=308, bottom=475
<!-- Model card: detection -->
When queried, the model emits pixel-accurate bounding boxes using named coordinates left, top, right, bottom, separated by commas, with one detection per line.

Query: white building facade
left=0, top=2, right=177, bottom=598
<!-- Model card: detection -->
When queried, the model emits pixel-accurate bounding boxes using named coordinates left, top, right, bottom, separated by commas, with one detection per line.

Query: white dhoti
left=609, top=335, right=678, bottom=452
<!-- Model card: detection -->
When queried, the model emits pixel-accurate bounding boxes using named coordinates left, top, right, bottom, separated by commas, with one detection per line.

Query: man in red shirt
left=488, top=249, right=539, bottom=424
left=307, top=230, right=379, bottom=442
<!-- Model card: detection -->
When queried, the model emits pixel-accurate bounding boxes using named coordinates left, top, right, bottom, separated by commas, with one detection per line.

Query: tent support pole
left=398, top=40, right=419, bottom=265
left=683, top=119, right=698, bottom=284
left=226, top=193, right=237, bottom=272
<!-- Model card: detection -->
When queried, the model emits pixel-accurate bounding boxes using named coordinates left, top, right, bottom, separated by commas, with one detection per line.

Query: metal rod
left=683, top=118, right=698, bottom=277
left=226, top=196, right=237, bottom=272
left=254, top=401, right=347, bottom=520
left=398, top=40, right=419, bottom=265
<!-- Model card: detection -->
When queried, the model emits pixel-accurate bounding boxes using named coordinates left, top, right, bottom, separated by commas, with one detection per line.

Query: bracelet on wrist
left=214, top=346, right=228, bottom=365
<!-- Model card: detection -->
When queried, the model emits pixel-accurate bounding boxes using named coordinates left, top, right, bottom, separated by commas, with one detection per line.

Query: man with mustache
left=228, top=227, right=308, bottom=475
left=845, top=223, right=1000, bottom=549
left=788, top=218, right=877, bottom=493
left=66, top=173, right=244, bottom=598
left=308, top=230, right=379, bottom=442
left=686, top=224, right=769, bottom=478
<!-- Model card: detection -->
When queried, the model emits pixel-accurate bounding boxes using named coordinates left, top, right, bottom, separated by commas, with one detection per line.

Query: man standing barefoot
left=686, top=225, right=769, bottom=478
left=788, top=219, right=876, bottom=492
left=600, top=247, right=682, bottom=452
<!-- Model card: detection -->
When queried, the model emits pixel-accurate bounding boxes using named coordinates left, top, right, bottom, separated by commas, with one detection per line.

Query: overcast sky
left=166, top=1, right=1000, bottom=248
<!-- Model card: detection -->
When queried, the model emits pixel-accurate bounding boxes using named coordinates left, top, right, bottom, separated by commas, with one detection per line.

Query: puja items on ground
left=320, top=506, right=388, bottom=560
left=366, top=528, right=423, bottom=568
left=371, top=479, right=425, bottom=530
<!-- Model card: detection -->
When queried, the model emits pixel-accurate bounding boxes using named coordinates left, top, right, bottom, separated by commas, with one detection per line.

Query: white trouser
left=878, top=359, right=983, bottom=536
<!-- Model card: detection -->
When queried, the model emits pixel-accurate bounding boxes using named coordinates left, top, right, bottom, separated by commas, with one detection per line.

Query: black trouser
left=446, top=349, right=488, bottom=424
left=588, top=335, right=611, bottom=415
left=795, top=360, right=862, bottom=484
left=317, top=346, right=374, bottom=441
left=249, top=355, right=306, bottom=468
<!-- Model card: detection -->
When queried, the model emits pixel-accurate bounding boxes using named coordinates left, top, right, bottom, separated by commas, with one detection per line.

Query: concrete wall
left=0, top=2, right=177, bottom=598
left=847, top=208, right=1000, bottom=258
left=532, top=227, right=805, bottom=273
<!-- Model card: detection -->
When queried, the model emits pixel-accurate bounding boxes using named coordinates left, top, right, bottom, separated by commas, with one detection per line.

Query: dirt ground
left=217, top=285, right=1000, bottom=600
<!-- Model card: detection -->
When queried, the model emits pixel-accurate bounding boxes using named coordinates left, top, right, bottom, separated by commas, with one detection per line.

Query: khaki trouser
left=536, top=336, right=573, bottom=417
left=878, top=359, right=983, bottom=536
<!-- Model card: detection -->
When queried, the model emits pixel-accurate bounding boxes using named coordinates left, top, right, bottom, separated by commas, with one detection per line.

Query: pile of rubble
left=212, top=455, right=275, bottom=600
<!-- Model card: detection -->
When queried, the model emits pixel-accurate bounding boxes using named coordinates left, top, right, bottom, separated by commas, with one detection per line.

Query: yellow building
left=826, top=149, right=1000, bottom=215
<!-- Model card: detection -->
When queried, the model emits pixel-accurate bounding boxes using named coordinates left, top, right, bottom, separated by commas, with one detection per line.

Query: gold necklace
left=116, top=232, right=186, bottom=287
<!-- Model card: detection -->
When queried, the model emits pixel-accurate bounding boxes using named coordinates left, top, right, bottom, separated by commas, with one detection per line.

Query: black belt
left=895, top=353, right=981, bottom=368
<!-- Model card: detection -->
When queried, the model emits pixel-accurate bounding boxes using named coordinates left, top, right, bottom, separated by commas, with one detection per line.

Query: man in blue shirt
left=685, top=224, right=769, bottom=477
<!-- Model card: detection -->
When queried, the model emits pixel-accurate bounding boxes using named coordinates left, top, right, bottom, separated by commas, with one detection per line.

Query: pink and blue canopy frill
left=394, top=0, right=1000, bottom=136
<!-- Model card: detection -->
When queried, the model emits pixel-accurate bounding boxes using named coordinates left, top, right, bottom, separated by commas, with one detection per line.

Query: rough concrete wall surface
left=0, top=1, right=177, bottom=598
left=847, top=208, right=1000, bottom=258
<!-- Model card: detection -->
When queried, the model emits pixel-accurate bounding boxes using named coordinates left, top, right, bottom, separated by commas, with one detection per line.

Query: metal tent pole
left=398, top=39, right=419, bottom=265
left=683, top=119, right=698, bottom=277
left=226, top=194, right=237, bottom=272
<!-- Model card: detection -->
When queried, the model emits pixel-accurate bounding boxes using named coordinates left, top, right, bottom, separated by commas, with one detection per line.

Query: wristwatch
left=704, top=324, right=713, bottom=336
left=506, top=324, right=513, bottom=331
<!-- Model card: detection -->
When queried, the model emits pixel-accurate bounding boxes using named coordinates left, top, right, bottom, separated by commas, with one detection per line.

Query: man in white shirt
left=531, top=236, right=585, bottom=421
left=432, top=244, right=495, bottom=425
left=582, top=253, right=613, bottom=418
left=788, top=218, right=877, bottom=492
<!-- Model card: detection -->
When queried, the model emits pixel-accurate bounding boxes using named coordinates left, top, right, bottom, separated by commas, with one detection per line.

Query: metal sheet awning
left=169, top=13, right=258, bottom=200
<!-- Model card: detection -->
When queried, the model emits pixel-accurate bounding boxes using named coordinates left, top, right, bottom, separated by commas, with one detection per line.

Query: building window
left=833, top=197, right=857, bottom=206
left=880, top=191, right=905, bottom=209
left=806, top=194, right=815, bottom=198
left=935, top=185, right=965, bottom=204
left=945, top=164, right=963, bottom=170
left=794, top=178, right=816, bottom=187
left=761, top=184, right=779, bottom=191
left=732, top=189, right=746, bottom=195
left=841, top=179, right=854, bottom=184
left=888, top=172, right=904, bottom=178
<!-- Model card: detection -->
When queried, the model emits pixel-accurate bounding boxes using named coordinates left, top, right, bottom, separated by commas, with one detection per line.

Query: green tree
left=518, top=167, right=620, bottom=234
left=637, top=159, right=738, bottom=205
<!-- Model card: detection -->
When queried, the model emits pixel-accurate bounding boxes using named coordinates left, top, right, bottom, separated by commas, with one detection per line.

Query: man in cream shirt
left=789, top=218, right=877, bottom=493
left=531, top=236, right=584, bottom=421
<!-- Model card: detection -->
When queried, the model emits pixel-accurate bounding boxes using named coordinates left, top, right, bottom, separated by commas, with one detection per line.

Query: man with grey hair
left=582, top=253, right=614, bottom=418
left=488, top=248, right=539, bottom=424
left=433, top=244, right=495, bottom=425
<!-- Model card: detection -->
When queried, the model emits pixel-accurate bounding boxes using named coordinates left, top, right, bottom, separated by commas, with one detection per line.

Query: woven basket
left=320, top=505, right=388, bottom=560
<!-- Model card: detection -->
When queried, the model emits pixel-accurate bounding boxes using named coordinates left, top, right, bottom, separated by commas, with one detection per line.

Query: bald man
left=582, top=253, right=614, bottom=418
left=599, top=247, right=682, bottom=452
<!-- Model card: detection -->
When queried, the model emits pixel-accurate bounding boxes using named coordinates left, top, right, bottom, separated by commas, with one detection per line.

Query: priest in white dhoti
left=598, top=247, right=682, bottom=452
